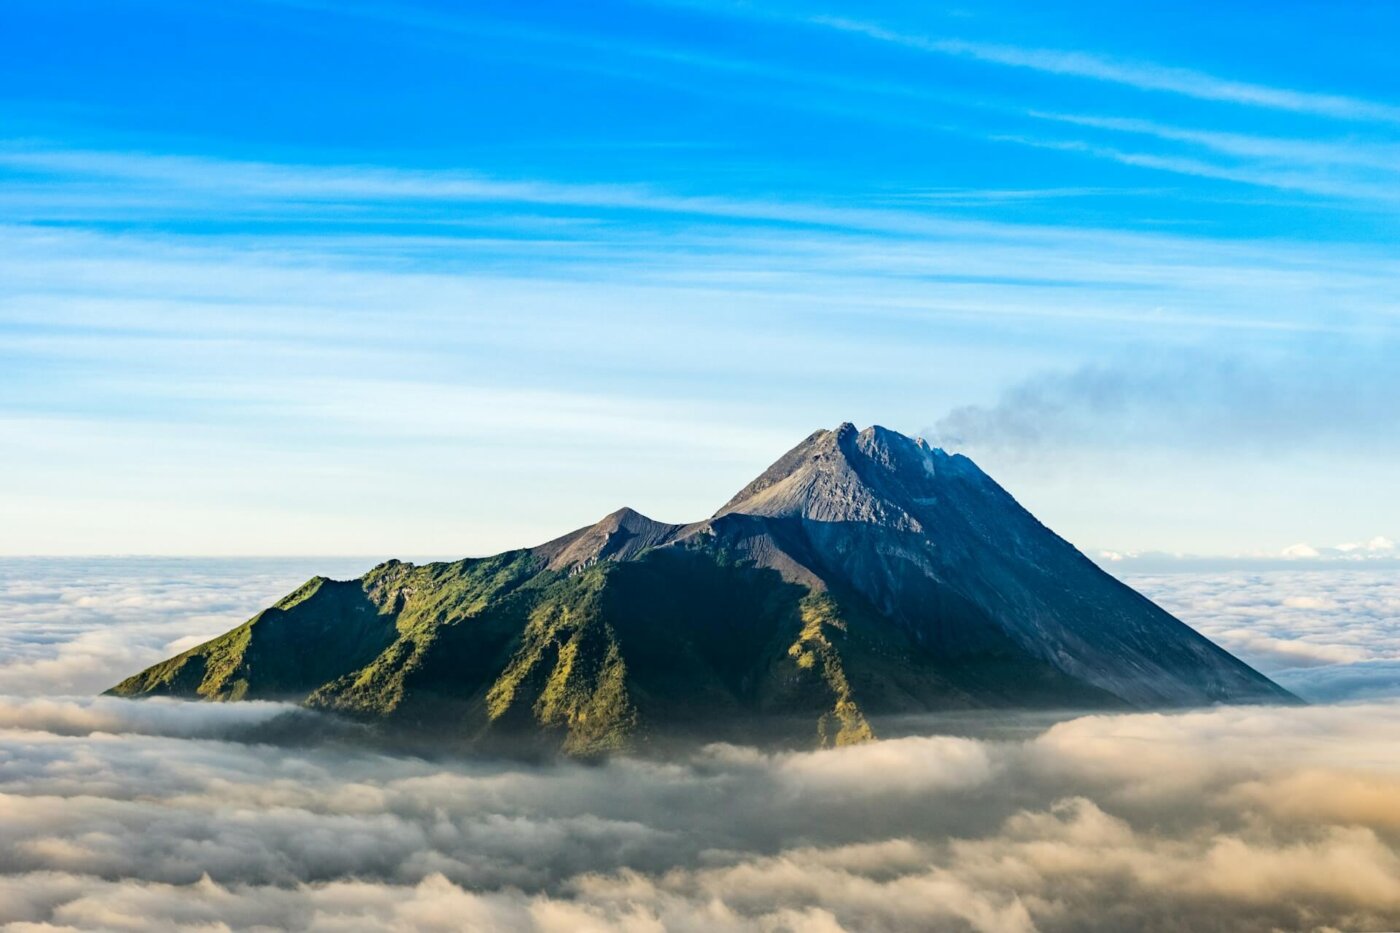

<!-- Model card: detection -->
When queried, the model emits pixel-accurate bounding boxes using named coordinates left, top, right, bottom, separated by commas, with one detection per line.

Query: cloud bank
left=1123, top=567, right=1400, bottom=701
left=0, top=698, right=1399, bottom=931
left=0, top=558, right=374, bottom=697
left=1, top=559, right=1397, bottom=930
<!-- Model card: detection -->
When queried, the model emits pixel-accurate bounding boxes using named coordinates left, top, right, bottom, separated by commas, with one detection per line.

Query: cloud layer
left=1, top=697, right=1399, bottom=931
left=1123, top=567, right=1400, bottom=700
left=0, top=559, right=1397, bottom=930
left=0, top=558, right=375, bottom=697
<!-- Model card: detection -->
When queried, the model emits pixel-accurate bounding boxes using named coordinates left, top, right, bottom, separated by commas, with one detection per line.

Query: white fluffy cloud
left=0, top=558, right=373, bottom=696
left=1278, top=536, right=1396, bottom=560
left=1123, top=567, right=1400, bottom=700
left=0, top=698, right=1397, bottom=931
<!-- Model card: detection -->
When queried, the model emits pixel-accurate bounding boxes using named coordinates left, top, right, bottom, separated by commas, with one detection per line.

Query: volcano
left=110, top=424, right=1294, bottom=753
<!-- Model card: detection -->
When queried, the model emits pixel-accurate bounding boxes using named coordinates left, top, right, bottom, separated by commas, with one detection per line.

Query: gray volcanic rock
left=537, top=507, right=683, bottom=572
left=706, top=423, right=1291, bottom=707
left=110, top=424, right=1294, bottom=755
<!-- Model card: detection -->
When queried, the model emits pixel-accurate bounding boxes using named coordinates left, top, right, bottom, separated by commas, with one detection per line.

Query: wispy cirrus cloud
left=5, top=148, right=1399, bottom=306
left=990, top=130, right=1400, bottom=202
left=1, top=144, right=1096, bottom=239
left=996, top=111, right=1400, bottom=201
left=1029, top=112, right=1400, bottom=172
left=812, top=16, right=1400, bottom=124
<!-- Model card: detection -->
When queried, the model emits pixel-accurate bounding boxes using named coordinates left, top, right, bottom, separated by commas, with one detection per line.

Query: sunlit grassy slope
left=109, top=537, right=1115, bottom=755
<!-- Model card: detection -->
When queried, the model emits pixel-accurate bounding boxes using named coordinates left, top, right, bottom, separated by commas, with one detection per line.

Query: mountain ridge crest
left=108, top=423, right=1297, bottom=755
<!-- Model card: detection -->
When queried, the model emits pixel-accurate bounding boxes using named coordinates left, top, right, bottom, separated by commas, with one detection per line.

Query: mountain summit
left=110, top=425, right=1294, bottom=753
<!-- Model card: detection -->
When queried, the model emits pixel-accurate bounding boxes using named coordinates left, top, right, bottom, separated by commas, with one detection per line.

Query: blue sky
left=2, top=0, right=1398, bottom=556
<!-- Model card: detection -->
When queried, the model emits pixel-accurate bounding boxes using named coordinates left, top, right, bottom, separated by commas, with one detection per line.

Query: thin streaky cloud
left=812, top=16, right=1400, bottom=124
left=1030, top=111, right=1400, bottom=172
left=0, top=145, right=1248, bottom=250
left=14, top=146, right=1400, bottom=256
left=0, top=146, right=1000, bottom=239
left=990, top=133, right=1400, bottom=202
left=5, top=223, right=1399, bottom=360
left=884, top=186, right=1168, bottom=203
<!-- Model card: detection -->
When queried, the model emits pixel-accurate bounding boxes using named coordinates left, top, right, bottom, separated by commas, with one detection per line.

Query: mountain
left=109, top=424, right=1295, bottom=754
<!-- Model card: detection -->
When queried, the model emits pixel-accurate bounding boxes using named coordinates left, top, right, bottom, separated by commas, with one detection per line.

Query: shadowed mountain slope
left=109, top=424, right=1295, bottom=754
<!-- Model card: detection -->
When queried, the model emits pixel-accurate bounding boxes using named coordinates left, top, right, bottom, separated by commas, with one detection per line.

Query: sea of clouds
left=1125, top=566, right=1400, bottom=704
left=1, top=558, right=1398, bottom=932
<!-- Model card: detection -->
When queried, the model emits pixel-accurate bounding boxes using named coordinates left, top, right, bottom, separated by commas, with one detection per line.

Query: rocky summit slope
left=110, top=424, right=1295, bottom=754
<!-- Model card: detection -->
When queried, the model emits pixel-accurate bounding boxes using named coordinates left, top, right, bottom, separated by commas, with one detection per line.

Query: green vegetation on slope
left=485, top=567, right=639, bottom=755
left=789, top=594, right=874, bottom=747
left=110, top=542, right=886, bottom=753
left=307, top=551, right=545, bottom=719
left=108, top=576, right=398, bottom=701
left=110, top=532, right=1123, bottom=755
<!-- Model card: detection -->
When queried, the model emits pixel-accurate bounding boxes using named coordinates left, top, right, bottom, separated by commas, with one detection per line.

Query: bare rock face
left=716, top=423, right=924, bottom=530
left=700, top=424, right=1291, bottom=707
left=110, top=424, right=1295, bottom=755
left=536, top=507, right=683, bottom=572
